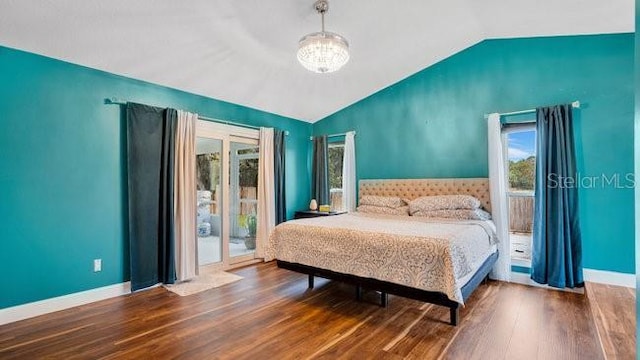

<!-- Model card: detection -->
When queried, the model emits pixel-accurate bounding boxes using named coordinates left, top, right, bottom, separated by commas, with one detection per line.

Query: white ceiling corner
left=0, top=0, right=634, bottom=123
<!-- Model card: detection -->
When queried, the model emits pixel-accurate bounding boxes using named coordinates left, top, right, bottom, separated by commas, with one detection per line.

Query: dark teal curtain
left=531, top=104, right=583, bottom=288
left=312, top=136, right=329, bottom=205
left=127, top=103, right=177, bottom=291
left=274, top=129, right=286, bottom=224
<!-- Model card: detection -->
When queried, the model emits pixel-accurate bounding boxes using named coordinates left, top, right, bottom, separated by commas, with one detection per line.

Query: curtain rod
left=105, top=98, right=289, bottom=135
left=308, top=131, right=356, bottom=140
left=484, top=101, right=580, bottom=119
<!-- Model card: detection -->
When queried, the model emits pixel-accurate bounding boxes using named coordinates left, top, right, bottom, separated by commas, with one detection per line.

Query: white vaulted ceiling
left=0, top=0, right=633, bottom=122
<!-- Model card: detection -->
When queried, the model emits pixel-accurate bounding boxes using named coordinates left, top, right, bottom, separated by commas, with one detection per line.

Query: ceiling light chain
left=297, top=0, right=350, bottom=74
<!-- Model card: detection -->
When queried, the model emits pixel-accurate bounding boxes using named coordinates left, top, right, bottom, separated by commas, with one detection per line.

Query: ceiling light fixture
left=297, top=0, right=349, bottom=74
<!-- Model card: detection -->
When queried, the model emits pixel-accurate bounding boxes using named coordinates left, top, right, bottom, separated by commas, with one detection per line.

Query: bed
left=266, top=178, right=499, bottom=325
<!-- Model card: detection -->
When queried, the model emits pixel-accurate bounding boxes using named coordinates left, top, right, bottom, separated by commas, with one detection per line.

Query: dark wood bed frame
left=277, top=250, right=498, bottom=326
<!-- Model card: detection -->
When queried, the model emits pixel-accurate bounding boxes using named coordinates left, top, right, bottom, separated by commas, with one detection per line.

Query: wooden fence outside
left=206, top=186, right=257, bottom=215
left=509, top=195, right=534, bottom=233
left=239, top=187, right=257, bottom=215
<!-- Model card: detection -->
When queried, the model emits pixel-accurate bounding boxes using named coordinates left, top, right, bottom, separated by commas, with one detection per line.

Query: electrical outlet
left=93, top=259, right=102, bottom=272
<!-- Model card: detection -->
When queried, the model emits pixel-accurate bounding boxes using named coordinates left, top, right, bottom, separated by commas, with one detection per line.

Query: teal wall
left=314, top=34, right=635, bottom=274
left=634, top=0, right=639, bottom=354
left=0, top=46, right=312, bottom=309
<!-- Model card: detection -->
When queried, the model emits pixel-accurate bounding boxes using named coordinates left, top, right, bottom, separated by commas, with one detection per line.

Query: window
left=195, top=121, right=261, bottom=268
left=504, top=124, right=536, bottom=265
left=328, top=142, right=344, bottom=211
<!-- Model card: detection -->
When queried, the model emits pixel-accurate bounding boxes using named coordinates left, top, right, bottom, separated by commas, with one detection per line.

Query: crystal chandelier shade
left=297, top=1, right=349, bottom=73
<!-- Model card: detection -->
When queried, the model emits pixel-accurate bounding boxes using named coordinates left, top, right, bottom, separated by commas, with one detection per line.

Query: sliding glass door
left=195, top=121, right=260, bottom=269
left=229, top=140, right=259, bottom=264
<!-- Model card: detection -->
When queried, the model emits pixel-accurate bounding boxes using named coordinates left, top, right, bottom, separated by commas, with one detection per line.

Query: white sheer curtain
left=342, top=131, right=356, bottom=212
left=256, top=127, right=275, bottom=259
left=487, top=113, right=511, bottom=281
left=174, top=110, right=198, bottom=281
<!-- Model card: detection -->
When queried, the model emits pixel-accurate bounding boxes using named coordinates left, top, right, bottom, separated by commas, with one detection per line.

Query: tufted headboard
left=359, top=178, right=492, bottom=213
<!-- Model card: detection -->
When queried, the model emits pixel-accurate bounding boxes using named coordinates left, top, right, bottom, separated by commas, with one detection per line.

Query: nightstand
left=294, top=210, right=347, bottom=219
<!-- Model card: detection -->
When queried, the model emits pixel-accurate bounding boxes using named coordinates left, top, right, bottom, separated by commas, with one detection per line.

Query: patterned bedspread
left=266, top=212, right=497, bottom=304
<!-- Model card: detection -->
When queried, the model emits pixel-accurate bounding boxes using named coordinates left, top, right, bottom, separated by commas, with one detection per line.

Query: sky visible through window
left=508, top=131, right=536, bottom=161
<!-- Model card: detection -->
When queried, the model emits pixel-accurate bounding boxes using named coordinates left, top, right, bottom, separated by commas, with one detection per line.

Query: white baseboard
left=0, top=282, right=131, bottom=326
left=509, top=268, right=635, bottom=291
left=583, top=268, right=636, bottom=288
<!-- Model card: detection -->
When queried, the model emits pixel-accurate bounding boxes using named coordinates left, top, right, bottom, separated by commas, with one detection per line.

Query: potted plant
left=244, top=214, right=257, bottom=250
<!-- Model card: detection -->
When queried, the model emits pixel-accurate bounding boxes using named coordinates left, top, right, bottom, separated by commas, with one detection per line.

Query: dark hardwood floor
left=0, top=262, right=635, bottom=359
left=586, top=282, right=636, bottom=360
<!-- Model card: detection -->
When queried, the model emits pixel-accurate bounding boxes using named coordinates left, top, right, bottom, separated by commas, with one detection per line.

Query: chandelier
left=297, top=0, right=349, bottom=74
